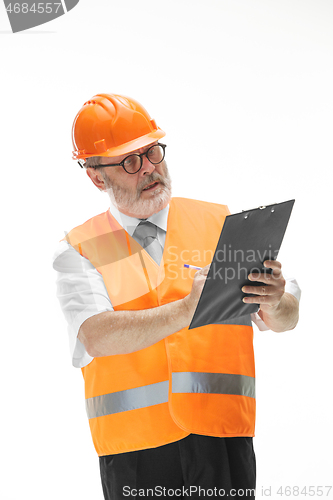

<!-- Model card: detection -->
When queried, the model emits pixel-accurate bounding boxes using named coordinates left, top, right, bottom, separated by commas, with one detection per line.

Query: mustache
left=139, top=173, right=166, bottom=191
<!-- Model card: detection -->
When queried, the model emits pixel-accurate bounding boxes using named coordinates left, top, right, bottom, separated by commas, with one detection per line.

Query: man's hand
left=242, top=260, right=299, bottom=332
left=242, top=260, right=285, bottom=312
left=183, top=264, right=211, bottom=323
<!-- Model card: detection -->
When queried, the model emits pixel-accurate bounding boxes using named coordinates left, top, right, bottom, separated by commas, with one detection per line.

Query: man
left=54, top=93, right=300, bottom=499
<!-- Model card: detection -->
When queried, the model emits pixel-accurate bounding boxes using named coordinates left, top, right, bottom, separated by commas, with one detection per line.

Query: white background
left=1, top=1, right=332, bottom=498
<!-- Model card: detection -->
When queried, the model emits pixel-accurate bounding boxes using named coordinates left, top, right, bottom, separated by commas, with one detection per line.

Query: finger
left=249, top=266, right=285, bottom=283
left=248, top=272, right=276, bottom=284
left=264, top=260, right=282, bottom=271
left=272, top=268, right=283, bottom=281
left=197, top=264, right=211, bottom=276
left=242, top=294, right=282, bottom=306
left=263, top=261, right=284, bottom=280
left=263, top=268, right=285, bottom=285
left=194, top=271, right=208, bottom=281
left=242, top=285, right=276, bottom=296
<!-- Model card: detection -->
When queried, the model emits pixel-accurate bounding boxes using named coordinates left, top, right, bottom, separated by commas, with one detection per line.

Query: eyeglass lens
left=123, top=144, right=165, bottom=173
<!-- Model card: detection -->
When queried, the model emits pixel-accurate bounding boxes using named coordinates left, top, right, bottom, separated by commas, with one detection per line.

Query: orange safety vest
left=66, top=197, right=255, bottom=457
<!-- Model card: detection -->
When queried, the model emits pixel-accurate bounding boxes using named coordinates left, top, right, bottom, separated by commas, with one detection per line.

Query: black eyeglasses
left=78, top=143, right=167, bottom=174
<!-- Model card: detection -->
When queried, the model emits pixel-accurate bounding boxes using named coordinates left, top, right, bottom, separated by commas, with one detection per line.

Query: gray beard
left=104, top=166, right=172, bottom=219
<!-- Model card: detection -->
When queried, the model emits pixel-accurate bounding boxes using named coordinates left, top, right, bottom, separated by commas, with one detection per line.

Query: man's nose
left=140, top=154, right=155, bottom=175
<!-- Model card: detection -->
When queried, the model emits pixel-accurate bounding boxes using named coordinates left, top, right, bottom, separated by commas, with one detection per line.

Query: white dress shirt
left=53, top=203, right=301, bottom=368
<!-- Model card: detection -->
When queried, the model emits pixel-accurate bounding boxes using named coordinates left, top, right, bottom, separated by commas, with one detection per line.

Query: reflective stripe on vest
left=86, top=372, right=255, bottom=420
left=172, top=372, right=255, bottom=399
left=86, top=380, right=169, bottom=419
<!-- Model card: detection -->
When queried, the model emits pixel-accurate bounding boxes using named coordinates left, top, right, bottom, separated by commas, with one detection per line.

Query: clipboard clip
left=242, top=203, right=277, bottom=216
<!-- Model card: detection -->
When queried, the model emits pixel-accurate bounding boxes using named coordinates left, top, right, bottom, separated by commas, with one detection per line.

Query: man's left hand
left=241, top=260, right=299, bottom=332
left=242, top=260, right=285, bottom=313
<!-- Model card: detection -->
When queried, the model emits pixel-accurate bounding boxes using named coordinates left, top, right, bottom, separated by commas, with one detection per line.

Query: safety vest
left=66, top=197, right=255, bottom=457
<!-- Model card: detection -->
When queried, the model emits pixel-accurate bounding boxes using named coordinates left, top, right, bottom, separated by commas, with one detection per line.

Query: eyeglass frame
left=78, top=143, right=167, bottom=174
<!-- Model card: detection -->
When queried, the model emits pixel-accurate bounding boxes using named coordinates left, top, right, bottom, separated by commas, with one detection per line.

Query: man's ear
left=86, top=168, right=107, bottom=191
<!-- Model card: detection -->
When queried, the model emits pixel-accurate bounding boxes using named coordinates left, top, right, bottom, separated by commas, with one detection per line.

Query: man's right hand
left=183, top=264, right=211, bottom=323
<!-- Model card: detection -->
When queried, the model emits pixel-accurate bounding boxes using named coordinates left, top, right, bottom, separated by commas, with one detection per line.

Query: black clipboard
left=189, top=200, right=295, bottom=329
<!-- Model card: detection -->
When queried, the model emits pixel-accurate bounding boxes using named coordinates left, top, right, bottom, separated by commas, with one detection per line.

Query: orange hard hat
left=72, top=93, right=166, bottom=160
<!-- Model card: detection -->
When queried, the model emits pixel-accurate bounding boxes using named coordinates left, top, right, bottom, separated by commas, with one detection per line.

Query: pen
left=184, top=264, right=202, bottom=270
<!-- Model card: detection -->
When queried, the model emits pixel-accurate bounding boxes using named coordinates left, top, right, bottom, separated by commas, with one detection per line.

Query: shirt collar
left=109, top=202, right=169, bottom=237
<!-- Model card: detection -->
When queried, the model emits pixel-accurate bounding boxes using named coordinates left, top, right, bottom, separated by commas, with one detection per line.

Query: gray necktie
left=133, top=220, right=163, bottom=265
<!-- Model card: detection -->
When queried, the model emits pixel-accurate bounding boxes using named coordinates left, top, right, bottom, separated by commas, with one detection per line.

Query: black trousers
left=99, top=435, right=256, bottom=499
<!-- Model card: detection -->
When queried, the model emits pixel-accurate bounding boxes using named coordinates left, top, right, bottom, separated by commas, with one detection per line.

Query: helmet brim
left=73, top=129, right=166, bottom=160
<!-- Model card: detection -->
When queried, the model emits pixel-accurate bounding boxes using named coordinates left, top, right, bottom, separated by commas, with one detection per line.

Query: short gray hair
left=84, top=156, right=103, bottom=170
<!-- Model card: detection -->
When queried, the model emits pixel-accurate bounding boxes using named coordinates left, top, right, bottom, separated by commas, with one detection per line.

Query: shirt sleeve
left=53, top=240, right=114, bottom=368
left=251, top=277, right=301, bottom=331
